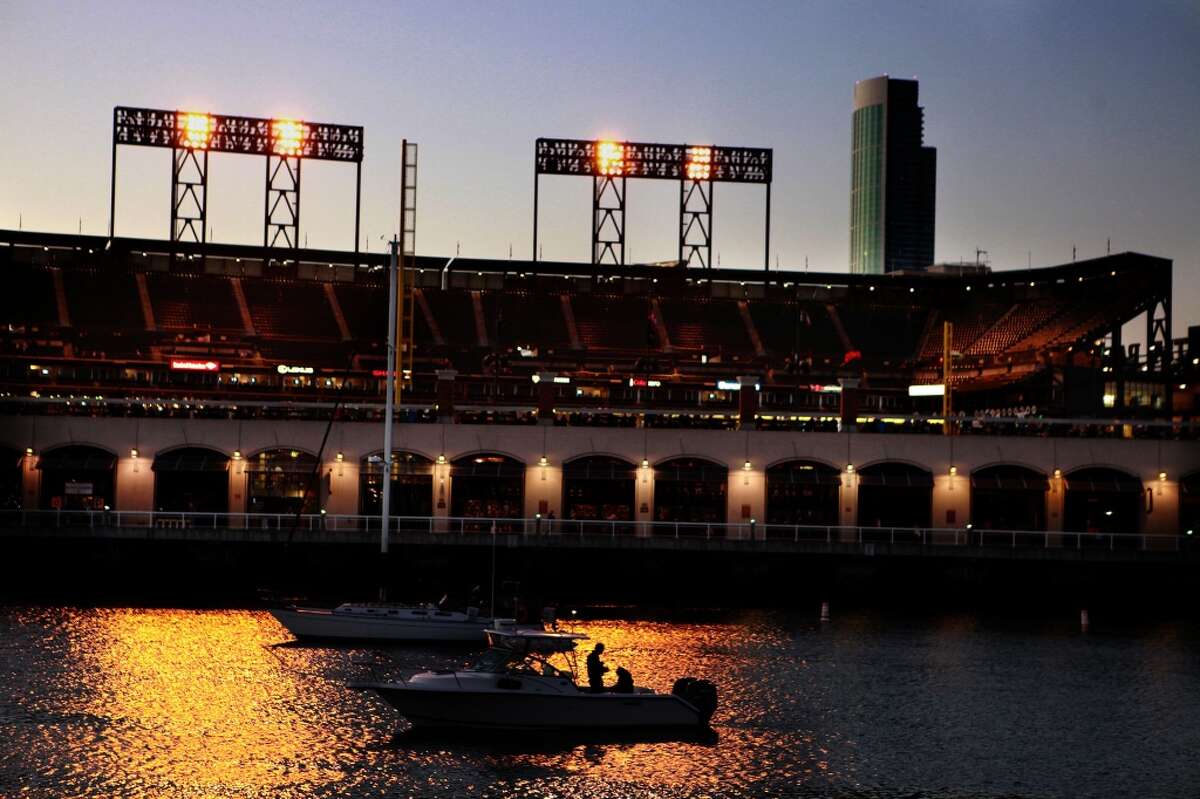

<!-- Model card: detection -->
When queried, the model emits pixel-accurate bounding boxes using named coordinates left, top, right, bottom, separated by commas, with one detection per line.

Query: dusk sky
left=2, top=1, right=1197, bottom=334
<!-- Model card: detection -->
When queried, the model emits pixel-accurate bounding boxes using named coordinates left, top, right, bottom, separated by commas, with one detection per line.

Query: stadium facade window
left=1063, top=467, right=1142, bottom=536
left=652, top=457, right=728, bottom=528
left=245, top=449, right=321, bottom=516
left=561, top=455, right=637, bottom=530
left=1181, top=472, right=1200, bottom=536
left=855, top=461, right=933, bottom=529
left=764, top=460, right=841, bottom=533
left=36, top=445, right=118, bottom=512
left=359, top=451, right=433, bottom=518
left=450, top=453, right=525, bottom=528
left=1, top=447, right=23, bottom=510
left=152, top=446, right=230, bottom=518
left=969, top=464, right=1049, bottom=532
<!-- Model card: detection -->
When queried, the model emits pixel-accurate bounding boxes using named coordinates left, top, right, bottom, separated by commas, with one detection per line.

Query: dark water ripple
left=0, top=607, right=1198, bottom=798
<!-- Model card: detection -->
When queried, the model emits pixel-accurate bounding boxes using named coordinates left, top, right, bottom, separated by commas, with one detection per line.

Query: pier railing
left=0, top=510, right=1193, bottom=557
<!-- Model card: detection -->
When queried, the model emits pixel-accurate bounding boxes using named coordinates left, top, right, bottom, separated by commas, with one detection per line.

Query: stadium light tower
left=109, top=106, right=365, bottom=252
left=533, top=137, right=773, bottom=269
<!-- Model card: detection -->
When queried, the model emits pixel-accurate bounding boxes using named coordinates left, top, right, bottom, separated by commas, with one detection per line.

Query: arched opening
left=970, top=465, right=1048, bottom=535
left=653, top=457, right=728, bottom=531
left=450, top=454, right=525, bottom=528
left=245, top=449, right=321, bottom=516
left=1182, top=472, right=1200, bottom=539
left=360, top=451, right=434, bottom=518
left=0, top=447, right=22, bottom=510
left=1064, top=467, right=1142, bottom=537
left=856, top=462, right=933, bottom=532
left=153, top=447, right=230, bottom=518
left=562, top=455, right=636, bottom=532
left=37, top=445, right=117, bottom=512
left=765, top=460, right=841, bottom=537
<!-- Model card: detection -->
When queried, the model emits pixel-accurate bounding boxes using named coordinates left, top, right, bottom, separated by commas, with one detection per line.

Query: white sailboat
left=269, top=603, right=513, bottom=642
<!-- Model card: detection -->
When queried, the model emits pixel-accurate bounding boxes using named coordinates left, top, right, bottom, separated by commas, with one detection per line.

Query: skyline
left=2, top=1, right=1198, bottom=334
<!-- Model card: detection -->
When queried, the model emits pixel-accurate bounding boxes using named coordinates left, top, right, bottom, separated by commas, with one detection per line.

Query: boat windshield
left=468, top=646, right=577, bottom=679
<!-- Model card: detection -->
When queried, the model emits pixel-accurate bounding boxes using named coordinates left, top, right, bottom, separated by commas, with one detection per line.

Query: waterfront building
left=1, top=230, right=1195, bottom=539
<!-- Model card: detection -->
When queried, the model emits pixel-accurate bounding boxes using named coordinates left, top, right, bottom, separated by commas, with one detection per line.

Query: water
left=1, top=607, right=1198, bottom=798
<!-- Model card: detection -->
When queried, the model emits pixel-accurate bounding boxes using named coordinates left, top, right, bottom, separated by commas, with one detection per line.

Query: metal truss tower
left=171, top=147, right=207, bottom=243
left=679, top=178, right=712, bottom=268
left=264, top=155, right=301, bottom=249
left=592, top=175, right=626, bottom=265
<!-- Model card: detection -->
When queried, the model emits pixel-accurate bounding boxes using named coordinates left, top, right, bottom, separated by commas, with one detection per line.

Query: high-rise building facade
left=850, top=76, right=937, bottom=274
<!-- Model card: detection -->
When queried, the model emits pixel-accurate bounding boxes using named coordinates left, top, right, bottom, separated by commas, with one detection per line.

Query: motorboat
left=349, top=627, right=718, bottom=731
left=269, top=603, right=517, bottom=643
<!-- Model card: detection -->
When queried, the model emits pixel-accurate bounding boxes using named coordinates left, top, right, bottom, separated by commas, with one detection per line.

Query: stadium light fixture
left=596, top=140, right=625, bottom=176
left=179, top=112, right=212, bottom=150
left=111, top=105, right=364, bottom=250
left=534, top=136, right=772, bottom=269
left=271, top=118, right=305, bottom=156
left=685, top=146, right=712, bottom=180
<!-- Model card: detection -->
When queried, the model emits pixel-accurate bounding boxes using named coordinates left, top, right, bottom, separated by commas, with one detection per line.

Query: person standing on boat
left=586, top=642, right=609, bottom=692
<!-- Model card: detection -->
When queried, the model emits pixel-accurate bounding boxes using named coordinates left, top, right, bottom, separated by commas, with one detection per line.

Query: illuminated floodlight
left=179, top=112, right=212, bottom=150
left=596, top=140, right=625, bottom=176
left=272, top=118, right=306, bottom=156
left=685, top=146, right=712, bottom=180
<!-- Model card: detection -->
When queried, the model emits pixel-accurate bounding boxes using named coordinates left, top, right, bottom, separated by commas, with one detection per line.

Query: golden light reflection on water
left=6, top=607, right=1195, bottom=798
left=2, top=608, right=839, bottom=798
left=31, top=608, right=379, bottom=798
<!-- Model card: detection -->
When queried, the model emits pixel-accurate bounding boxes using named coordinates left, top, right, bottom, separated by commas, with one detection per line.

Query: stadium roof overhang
left=0, top=228, right=1172, bottom=297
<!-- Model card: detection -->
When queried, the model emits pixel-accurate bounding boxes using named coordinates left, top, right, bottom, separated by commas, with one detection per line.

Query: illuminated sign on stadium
left=277, top=364, right=315, bottom=375
left=170, top=359, right=220, bottom=372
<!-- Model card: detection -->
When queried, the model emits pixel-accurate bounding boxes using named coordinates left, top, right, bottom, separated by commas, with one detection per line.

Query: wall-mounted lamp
left=949, top=465, right=957, bottom=476
left=539, top=456, right=549, bottom=467
left=1053, top=468, right=1062, bottom=479
left=845, top=464, right=855, bottom=473
left=436, top=454, right=446, bottom=465
left=290, top=450, right=299, bottom=459
left=1158, top=471, right=1167, bottom=482
left=335, top=452, right=344, bottom=462
left=742, top=460, right=752, bottom=471
left=130, top=448, right=139, bottom=459
left=641, top=458, right=649, bottom=469
left=232, top=450, right=242, bottom=460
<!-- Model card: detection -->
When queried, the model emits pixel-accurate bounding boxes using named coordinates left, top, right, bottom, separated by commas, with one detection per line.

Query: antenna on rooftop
left=975, top=248, right=988, bottom=267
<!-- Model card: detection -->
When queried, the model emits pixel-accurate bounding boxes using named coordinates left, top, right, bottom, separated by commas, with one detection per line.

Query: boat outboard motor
left=672, top=677, right=718, bottom=725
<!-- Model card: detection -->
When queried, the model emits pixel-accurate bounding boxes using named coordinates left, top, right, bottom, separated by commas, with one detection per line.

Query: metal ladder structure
left=396, top=140, right=418, bottom=404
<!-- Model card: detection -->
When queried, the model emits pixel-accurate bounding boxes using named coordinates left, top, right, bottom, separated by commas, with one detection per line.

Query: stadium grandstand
left=2, top=228, right=1197, bottom=540
left=1, top=229, right=1192, bottom=421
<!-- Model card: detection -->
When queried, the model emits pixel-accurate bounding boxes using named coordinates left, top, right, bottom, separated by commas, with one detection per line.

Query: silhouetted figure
left=613, top=666, right=634, bottom=694
left=586, top=642, right=609, bottom=693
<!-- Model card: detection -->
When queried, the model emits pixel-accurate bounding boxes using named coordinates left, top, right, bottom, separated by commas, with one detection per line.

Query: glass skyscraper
left=850, top=76, right=937, bottom=274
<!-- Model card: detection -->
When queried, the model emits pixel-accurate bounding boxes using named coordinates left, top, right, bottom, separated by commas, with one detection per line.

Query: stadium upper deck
left=1, top=229, right=1188, bottom=421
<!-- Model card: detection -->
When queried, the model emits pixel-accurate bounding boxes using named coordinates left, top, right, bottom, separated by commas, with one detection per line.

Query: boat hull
left=269, top=608, right=492, bottom=642
left=353, top=682, right=704, bottom=731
